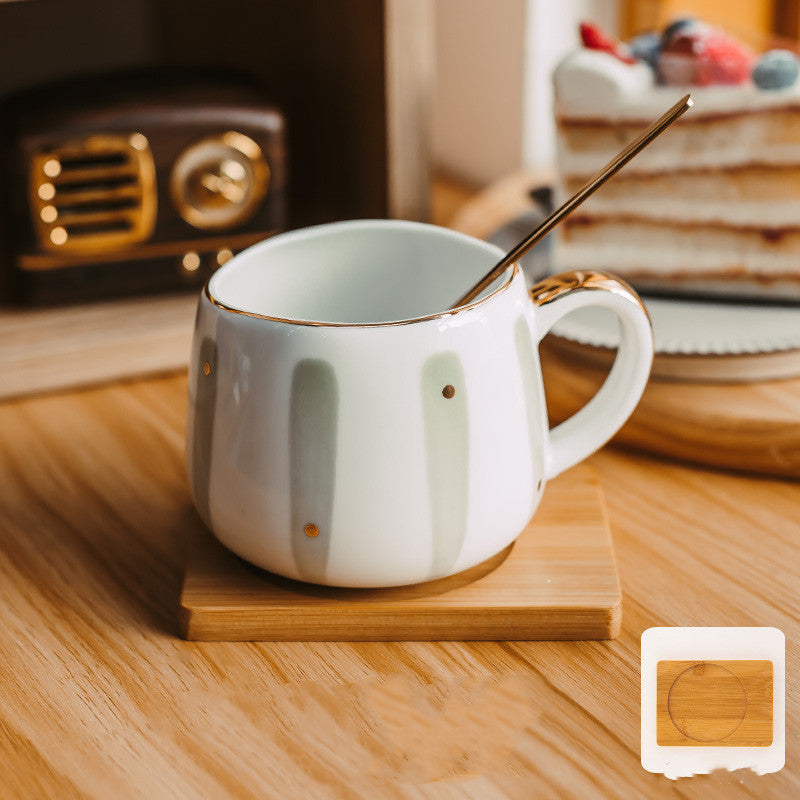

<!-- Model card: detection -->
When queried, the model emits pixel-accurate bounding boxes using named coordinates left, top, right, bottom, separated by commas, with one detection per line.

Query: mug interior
left=207, top=220, right=510, bottom=324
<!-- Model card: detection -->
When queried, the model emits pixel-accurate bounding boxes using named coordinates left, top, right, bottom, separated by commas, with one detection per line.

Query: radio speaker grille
left=29, top=134, right=157, bottom=253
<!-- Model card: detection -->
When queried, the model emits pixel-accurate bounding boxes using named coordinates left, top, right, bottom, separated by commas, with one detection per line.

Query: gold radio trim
left=169, top=131, right=271, bottom=232
left=16, top=229, right=278, bottom=271
left=29, top=133, right=157, bottom=254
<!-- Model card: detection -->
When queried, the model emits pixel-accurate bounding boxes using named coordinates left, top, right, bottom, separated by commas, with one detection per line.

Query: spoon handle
left=450, top=93, right=693, bottom=309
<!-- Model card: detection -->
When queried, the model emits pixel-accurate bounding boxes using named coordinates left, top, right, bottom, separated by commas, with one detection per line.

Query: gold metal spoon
left=450, top=93, right=693, bottom=309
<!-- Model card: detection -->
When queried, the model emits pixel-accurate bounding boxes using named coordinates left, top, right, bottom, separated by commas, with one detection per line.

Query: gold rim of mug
left=204, top=262, right=520, bottom=328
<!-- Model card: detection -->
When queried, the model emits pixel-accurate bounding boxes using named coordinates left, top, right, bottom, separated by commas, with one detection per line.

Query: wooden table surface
left=1, top=176, right=797, bottom=798
left=0, top=369, right=797, bottom=799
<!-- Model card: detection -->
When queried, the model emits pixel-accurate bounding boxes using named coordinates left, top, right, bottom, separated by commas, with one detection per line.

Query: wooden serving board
left=541, top=338, right=800, bottom=479
left=179, top=464, right=621, bottom=641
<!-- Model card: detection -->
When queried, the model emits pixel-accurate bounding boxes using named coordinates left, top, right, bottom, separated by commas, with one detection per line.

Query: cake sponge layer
left=562, top=165, right=800, bottom=228
left=557, top=217, right=800, bottom=300
left=557, top=108, right=800, bottom=178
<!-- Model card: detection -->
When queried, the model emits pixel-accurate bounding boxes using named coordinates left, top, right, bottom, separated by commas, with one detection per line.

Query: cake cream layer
left=557, top=217, right=800, bottom=291
left=557, top=109, right=800, bottom=178
left=553, top=48, right=800, bottom=122
left=560, top=165, right=800, bottom=227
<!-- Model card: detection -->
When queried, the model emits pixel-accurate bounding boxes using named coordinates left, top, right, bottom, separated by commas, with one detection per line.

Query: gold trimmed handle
left=530, top=270, right=653, bottom=478
left=530, top=270, right=650, bottom=323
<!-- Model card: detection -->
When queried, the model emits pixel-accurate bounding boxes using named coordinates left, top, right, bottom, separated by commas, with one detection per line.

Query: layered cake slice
left=554, top=19, right=800, bottom=300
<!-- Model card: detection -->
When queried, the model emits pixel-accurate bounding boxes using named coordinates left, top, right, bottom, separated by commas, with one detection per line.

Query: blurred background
left=434, top=0, right=800, bottom=187
left=2, top=0, right=799, bottom=398
left=3, top=0, right=797, bottom=230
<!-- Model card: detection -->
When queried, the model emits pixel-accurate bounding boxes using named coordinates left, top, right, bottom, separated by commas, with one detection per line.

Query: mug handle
left=530, top=270, right=653, bottom=480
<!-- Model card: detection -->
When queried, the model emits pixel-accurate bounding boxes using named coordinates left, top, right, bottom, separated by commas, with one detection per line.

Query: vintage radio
left=0, top=71, right=286, bottom=304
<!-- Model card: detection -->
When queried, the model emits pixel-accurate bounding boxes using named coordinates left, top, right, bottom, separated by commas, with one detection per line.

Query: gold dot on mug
left=202, top=361, right=211, bottom=376
left=442, top=385, right=455, bottom=399
left=304, top=523, right=320, bottom=538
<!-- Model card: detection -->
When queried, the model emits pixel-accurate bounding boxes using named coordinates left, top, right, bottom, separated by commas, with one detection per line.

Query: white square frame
left=641, top=627, right=785, bottom=779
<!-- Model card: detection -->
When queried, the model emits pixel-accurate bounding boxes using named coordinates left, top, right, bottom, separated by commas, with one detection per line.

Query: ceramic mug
left=186, top=220, right=652, bottom=587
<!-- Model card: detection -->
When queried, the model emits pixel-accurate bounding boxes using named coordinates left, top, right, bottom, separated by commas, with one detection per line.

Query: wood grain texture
left=540, top=339, right=800, bottom=479
left=0, top=372, right=798, bottom=797
left=1, top=178, right=798, bottom=796
left=180, top=465, right=621, bottom=641
left=0, top=290, right=197, bottom=400
left=657, top=660, right=773, bottom=747
left=550, top=334, right=800, bottom=384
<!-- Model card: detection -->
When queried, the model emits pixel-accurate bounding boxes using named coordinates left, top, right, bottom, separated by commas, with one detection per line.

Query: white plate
left=550, top=296, right=800, bottom=382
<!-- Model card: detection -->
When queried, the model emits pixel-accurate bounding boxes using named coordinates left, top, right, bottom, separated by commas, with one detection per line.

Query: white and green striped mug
left=186, top=220, right=652, bottom=587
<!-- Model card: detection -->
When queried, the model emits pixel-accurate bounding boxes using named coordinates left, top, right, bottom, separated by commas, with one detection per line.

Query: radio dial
left=170, top=131, right=270, bottom=231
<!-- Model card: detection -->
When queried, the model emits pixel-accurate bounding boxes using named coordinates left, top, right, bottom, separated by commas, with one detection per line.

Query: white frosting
left=553, top=49, right=655, bottom=113
left=554, top=48, right=800, bottom=121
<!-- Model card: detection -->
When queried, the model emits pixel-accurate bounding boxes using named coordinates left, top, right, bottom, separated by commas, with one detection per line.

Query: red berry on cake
left=554, top=15, right=800, bottom=301
left=658, top=22, right=754, bottom=86
left=579, top=21, right=636, bottom=65
left=696, top=30, right=755, bottom=85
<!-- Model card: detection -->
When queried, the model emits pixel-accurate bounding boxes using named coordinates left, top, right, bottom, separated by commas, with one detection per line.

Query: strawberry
left=659, top=26, right=754, bottom=86
left=579, top=21, right=636, bottom=65
left=696, top=30, right=754, bottom=85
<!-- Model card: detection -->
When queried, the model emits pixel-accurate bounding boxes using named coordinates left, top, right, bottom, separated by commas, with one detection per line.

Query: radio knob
left=170, top=132, right=269, bottom=231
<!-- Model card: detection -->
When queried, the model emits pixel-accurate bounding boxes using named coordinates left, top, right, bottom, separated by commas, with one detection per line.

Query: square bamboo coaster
left=657, top=660, right=773, bottom=747
left=179, top=464, right=621, bottom=641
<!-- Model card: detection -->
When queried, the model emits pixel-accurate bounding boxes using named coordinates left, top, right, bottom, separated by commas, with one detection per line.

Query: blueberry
left=661, top=17, right=695, bottom=45
left=752, top=49, right=800, bottom=90
left=630, top=32, right=660, bottom=70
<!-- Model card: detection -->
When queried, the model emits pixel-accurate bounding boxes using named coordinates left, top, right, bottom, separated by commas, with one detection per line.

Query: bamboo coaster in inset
left=641, top=627, right=784, bottom=778
left=657, top=660, right=773, bottom=747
